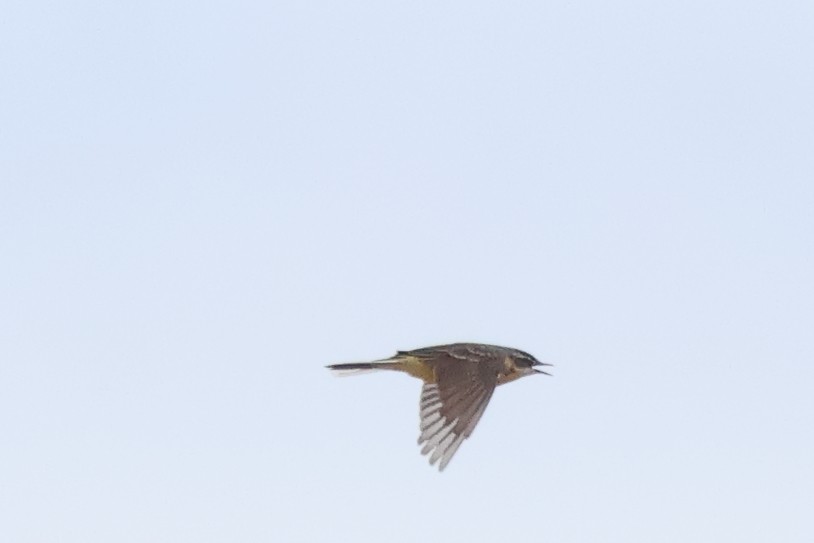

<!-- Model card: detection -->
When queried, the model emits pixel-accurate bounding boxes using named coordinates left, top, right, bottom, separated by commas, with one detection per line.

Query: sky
left=2, top=0, right=813, bottom=541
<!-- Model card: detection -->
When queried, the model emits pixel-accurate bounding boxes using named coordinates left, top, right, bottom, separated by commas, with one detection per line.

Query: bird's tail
left=326, top=360, right=398, bottom=376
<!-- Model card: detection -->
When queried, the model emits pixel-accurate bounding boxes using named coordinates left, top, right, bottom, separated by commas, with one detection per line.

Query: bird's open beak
left=532, top=360, right=553, bottom=376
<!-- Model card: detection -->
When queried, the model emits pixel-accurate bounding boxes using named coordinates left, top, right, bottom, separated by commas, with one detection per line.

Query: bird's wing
left=418, top=360, right=499, bottom=471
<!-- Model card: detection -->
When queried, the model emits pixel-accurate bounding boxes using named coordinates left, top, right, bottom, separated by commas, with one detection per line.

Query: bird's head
left=514, top=349, right=552, bottom=375
left=498, top=348, right=552, bottom=384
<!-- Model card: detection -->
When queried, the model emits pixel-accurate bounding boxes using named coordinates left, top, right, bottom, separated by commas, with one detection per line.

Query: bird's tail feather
left=326, top=361, right=397, bottom=376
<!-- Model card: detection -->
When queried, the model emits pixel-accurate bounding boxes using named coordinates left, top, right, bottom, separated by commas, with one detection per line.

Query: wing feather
left=417, top=360, right=498, bottom=471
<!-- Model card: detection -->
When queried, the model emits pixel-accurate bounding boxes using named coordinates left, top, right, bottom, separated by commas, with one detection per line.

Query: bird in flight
left=327, top=343, right=551, bottom=471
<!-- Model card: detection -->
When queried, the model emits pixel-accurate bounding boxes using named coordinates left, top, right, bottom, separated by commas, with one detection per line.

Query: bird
left=327, top=343, right=551, bottom=471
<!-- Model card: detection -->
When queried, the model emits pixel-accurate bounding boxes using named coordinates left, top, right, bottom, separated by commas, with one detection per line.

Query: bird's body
left=327, top=343, right=550, bottom=471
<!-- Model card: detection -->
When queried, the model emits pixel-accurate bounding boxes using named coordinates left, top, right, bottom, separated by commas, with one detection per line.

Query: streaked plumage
left=327, top=343, right=550, bottom=471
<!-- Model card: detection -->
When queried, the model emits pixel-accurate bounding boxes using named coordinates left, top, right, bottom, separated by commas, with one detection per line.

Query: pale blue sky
left=2, top=1, right=813, bottom=541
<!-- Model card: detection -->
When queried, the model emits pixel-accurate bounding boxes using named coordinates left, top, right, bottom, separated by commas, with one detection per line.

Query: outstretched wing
left=417, top=360, right=498, bottom=471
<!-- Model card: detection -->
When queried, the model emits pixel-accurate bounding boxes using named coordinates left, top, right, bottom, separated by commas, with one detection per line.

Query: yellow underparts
left=388, top=356, right=437, bottom=383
